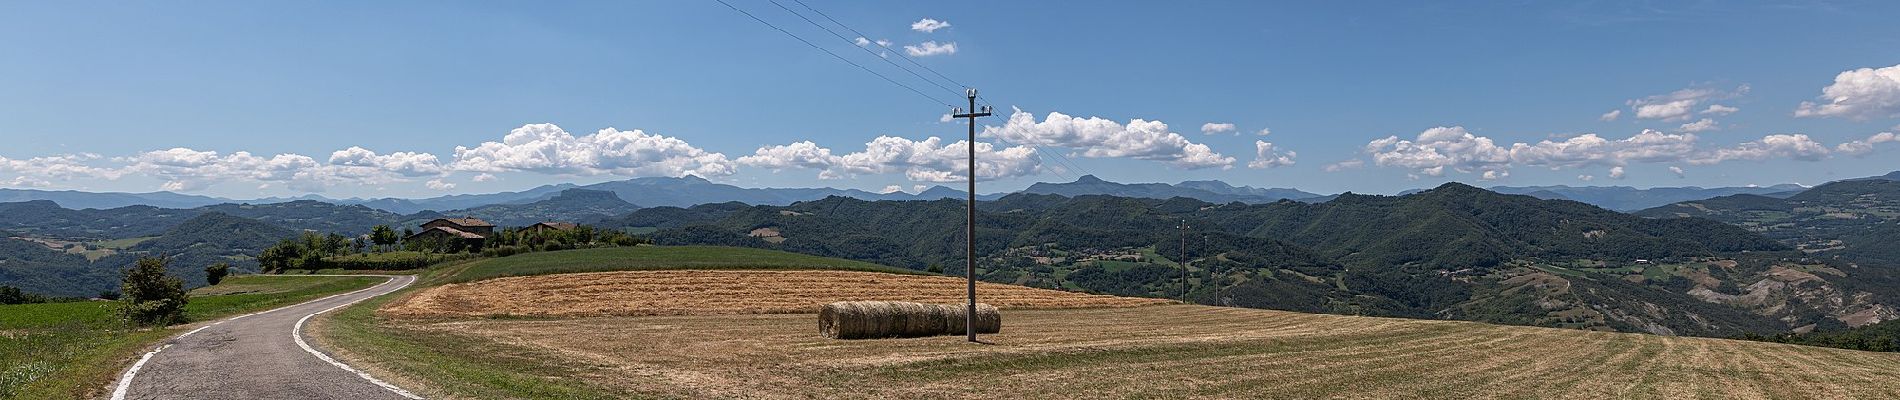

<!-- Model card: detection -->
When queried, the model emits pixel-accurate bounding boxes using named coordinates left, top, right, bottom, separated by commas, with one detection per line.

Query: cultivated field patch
left=388, top=305, right=1900, bottom=399
left=383, top=269, right=1170, bottom=318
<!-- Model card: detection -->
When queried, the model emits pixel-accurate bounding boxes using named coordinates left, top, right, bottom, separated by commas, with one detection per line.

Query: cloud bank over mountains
left=3, top=63, right=1899, bottom=194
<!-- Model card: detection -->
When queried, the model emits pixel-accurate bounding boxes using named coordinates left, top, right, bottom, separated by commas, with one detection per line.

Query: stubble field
left=354, top=268, right=1900, bottom=399
left=382, top=269, right=1172, bottom=318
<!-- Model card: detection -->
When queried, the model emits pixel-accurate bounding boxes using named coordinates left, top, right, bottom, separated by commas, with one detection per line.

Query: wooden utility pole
left=952, top=88, right=991, bottom=343
left=1179, top=220, right=1188, bottom=302
left=1205, top=234, right=1214, bottom=306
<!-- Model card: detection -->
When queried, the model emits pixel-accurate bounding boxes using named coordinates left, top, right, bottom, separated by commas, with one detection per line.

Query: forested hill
left=1637, top=179, right=1900, bottom=266
left=1207, top=183, right=1788, bottom=269
left=634, top=183, right=1878, bottom=337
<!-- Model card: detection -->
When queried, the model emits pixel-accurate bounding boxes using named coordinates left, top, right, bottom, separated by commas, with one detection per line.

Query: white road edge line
left=293, top=275, right=423, bottom=399
left=109, top=275, right=416, bottom=400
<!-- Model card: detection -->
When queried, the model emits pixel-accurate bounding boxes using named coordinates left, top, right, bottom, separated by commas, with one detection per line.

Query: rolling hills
left=636, top=183, right=1888, bottom=336
left=312, top=247, right=1900, bottom=399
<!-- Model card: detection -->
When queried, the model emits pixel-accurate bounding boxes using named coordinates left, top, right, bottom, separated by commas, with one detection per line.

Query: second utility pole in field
left=953, top=88, right=991, bottom=343
left=1179, top=220, right=1188, bottom=302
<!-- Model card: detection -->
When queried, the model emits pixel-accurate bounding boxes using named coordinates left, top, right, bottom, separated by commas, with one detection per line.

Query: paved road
left=113, top=275, right=422, bottom=400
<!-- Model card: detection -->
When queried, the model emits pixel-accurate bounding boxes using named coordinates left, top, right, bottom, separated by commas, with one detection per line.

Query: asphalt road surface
left=113, top=275, right=421, bottom=400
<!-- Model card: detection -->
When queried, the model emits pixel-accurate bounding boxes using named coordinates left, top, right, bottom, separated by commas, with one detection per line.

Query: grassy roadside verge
left=0, top=274, right=382, bottom=400
left=314, top=282, right=628, bottom=399
left=311, top=245, right=920, bottom=399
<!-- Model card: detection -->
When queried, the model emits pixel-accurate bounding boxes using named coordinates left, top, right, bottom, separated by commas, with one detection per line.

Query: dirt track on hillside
left=382, top=270, right=1171, bottom=318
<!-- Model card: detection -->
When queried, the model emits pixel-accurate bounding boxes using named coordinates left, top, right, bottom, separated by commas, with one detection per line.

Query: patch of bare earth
left=383, top=269, right=1171, bottom=318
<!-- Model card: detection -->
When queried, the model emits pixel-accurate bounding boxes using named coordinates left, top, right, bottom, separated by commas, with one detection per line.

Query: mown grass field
left=317, top=245, right=1900, bottom=399
left=0, top=275, right=380, bottom=400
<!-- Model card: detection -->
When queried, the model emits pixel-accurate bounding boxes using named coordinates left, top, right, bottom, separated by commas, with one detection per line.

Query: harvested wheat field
left=383, top=269, right=1171, bottom=318
left=382, top=304, right=1900, bottom=399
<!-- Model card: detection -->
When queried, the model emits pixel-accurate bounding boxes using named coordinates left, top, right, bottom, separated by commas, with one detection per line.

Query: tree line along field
left=0, top=275, right=382, bottom=400
left=314, top=246, right=1900, bottom=399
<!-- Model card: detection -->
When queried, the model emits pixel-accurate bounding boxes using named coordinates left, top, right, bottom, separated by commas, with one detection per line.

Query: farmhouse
left=528, top=222, right=578, bottom=234
left=406, top=217, right=495, bottom=247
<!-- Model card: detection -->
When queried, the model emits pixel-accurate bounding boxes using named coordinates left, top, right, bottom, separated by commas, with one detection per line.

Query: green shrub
left=204, top=263, right=231, bottom=286
left=118, top=257, right=187, bottom=326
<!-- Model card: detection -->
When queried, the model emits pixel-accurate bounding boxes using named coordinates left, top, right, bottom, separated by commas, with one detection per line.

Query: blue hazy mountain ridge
left=1, top=172, right=1892, bottom=215
left=420, top=188, right=641, bottom=227
left=1485, top=184, right=1811, bottom=211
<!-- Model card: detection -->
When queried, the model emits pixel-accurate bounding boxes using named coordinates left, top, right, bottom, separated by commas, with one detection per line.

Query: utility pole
left=1205, top=234, right=1213, bottom=306
left=1178, top=219, right=1188, bottom=302
left=953, top=88, right=991, bottom=343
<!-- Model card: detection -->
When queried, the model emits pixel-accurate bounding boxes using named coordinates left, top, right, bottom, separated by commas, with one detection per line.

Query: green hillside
left=637, top=184, right=1872, bottom=337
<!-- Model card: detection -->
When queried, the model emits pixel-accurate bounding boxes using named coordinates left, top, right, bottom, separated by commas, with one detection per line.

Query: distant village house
left=406, top=217, right=495, bottom=247
left=527, top=222, right=578, bottom=234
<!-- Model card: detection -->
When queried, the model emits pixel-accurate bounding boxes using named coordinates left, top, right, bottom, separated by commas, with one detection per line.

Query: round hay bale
left=819, top=301, right=1001, bottom=339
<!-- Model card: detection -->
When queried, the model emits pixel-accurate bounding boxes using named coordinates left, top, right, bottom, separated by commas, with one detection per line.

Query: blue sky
left=2, top=1, right=1898, bottom=199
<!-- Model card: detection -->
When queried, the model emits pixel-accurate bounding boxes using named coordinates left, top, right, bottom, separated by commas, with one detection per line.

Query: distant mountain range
left=1022, top=175, right=1322, bottom=203
left=1486, top=184, right=1809, bottom=211
left=2, top=171, right=1894, bottom=217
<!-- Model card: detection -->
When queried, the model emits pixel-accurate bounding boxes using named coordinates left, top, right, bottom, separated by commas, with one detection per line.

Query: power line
left=712, top=0, right=953, bottom=108
left=717, top=0, right=1099, bottom=182
left=788, top=0, right=972, bottom=93
left=768, top=0, right=966, bottom=100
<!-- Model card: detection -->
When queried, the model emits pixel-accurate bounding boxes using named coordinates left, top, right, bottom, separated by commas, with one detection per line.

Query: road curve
left=112, top=275, right=421, bottom=400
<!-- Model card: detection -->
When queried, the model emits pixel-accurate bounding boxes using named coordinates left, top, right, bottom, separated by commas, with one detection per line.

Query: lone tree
left=119, top=256, right=188, bottom=326
left=370, top=225, right=399, bottom=252
left=204, top=262, right=231, bottom=286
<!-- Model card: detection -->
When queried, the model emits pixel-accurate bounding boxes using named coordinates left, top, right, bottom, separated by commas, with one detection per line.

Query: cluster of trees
left=0, top=285, right=49, bottom=305
left=258, top=231, right=366, bottom=273
left=1739, top=320, right=1900, bottom=352
left=259, top=224, right=647, bottom=273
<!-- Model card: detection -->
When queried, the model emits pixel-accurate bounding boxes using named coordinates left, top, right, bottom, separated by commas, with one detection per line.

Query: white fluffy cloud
left=1834, top=132, right=1899, bottom=156
left=1247, top=140, right=1296, bottom=169
left=472, top=173, right=498, bottom=182
left=1678, top=118, right=1719, bottom=133
left=1690, top=134, right=1831, bottom=164
left=425, top=178, right=456, bottom=190
left=1599, top=109, right=1622, bottom=122
left=1795, top=63, right=1900, bottom=120
left=125, top=148, right=339, bottom=192
left=1701, top=104, right=1739, bottom=116
left=1626, top=85, right=1748, bottom=122
left=1256, top=128, right=1273, bottom=136
left=904, top=41, right=957, bottom=57
left=737, top=141, right=838, bottom=171
left=741, top=136, right=1040, bottom=182
left=1356, top=125, right=1862, bottom=178
left=879, top=185, right=904, bottom=194
left=910, top=18, right=950, bottom=33
left=0, top=153, right=124, bottom=182
left=328, top=146, right=445, bottom=177
left=984, top=109, right=1236, bottom=169
left=1322, top=159, right=1363, bottom=172
left=1363, top=126, right=1512, bottom=177
left=1200, top=122, right=1236, bottom=135
left=450, top=123, right=735, bottom=178
left=1669, top=166, right=1686, bottom=178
